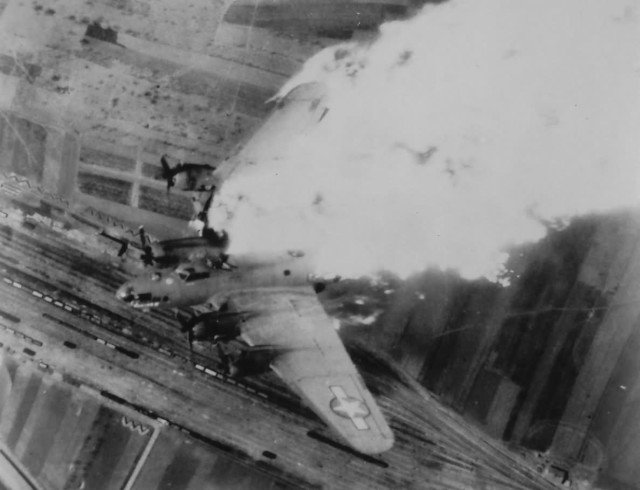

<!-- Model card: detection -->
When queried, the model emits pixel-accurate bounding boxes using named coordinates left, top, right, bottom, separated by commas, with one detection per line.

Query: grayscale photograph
left=0, top=0, right=638, bottom=488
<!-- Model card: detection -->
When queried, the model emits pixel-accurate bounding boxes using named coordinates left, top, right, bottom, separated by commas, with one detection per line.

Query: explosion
left=211, top=0, right=640, bottom=282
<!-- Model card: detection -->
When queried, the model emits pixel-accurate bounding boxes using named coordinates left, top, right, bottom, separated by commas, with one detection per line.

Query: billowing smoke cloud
left=211, top=0, right=640, bottom=281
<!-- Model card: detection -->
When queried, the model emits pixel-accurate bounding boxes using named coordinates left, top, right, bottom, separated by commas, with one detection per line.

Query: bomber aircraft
left=114, top=82, right=394, bottom=454
left=116, top=251, right=395, bottom=454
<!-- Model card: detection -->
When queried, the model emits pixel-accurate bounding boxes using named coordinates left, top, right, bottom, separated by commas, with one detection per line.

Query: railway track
left=0, top=188, right=559, bottom=489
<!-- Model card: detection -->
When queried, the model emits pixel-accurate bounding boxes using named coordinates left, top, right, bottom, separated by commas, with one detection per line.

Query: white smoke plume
left=212, top=0, right=640, bottom=281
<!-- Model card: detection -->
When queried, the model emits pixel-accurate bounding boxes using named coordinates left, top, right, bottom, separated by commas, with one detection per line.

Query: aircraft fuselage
left=116, top=252, right=318, bottom=309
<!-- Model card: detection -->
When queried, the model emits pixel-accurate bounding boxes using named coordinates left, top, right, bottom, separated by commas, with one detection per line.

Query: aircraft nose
left=116, top=284, right=134, bottom=302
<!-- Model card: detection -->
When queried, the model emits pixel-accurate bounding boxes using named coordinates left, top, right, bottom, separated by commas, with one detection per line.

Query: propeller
left=98, top=229, right=130, bottom=257
left=200, top=189, right=215, bottom=220
left=216, top=342, right=232, bottom=375
left=175, top=310, right=196, bottom=353
left=116, top=241, right=129, bottom=257
left=191, top=189, right=216, bottom=235
left=175, top=310, right=198, bottom=333
left=187, top=328, right=194, bottom=353
left=138, top=226, right=154, bottom=266
left=160, top=154, right=178, bottom=192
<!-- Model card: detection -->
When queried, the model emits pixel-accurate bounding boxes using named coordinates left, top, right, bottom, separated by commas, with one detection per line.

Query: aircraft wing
left=214, top=82, right=329, bottom=183
left=226, top=286, right=394, bottom=454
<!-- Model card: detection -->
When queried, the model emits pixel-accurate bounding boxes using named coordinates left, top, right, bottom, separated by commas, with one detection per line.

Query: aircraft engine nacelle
left=219, top=345, right=284, bottom=378
left=191, top=314, right=242, bottom=342
left=177, top=310, right=242, bottom=343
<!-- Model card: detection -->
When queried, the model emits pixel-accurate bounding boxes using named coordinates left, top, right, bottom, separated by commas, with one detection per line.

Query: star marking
left=329, top=386, right=370, bottom=430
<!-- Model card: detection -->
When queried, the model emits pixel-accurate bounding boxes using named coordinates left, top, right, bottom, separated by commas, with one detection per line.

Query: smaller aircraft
left=159, top=154, right=217, bottom=192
